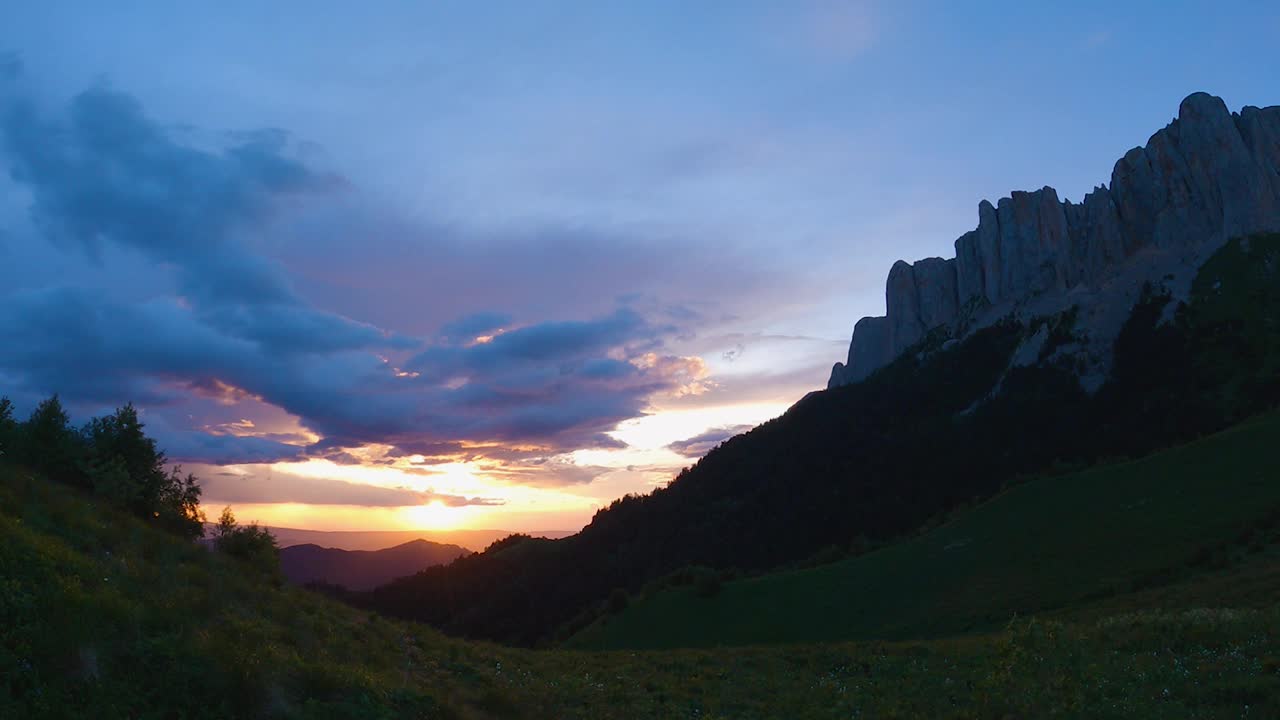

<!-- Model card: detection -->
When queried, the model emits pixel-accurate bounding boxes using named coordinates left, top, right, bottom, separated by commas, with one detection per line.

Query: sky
left=1, top=1, right=1277, bottom=532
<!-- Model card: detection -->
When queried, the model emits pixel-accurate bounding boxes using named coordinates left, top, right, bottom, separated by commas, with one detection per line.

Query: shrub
left=213, top=507, right=280, bottom=575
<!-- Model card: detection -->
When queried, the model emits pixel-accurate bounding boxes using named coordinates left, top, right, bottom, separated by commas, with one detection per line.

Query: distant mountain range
left=261, top=526, right=575, bottom=553
left=198, top=524, right=574, bottom=552
left=279, top=539, right=471, bottom=591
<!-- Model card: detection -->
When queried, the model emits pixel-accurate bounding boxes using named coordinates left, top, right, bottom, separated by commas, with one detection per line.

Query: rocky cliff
left=830, top=93, right=1280, bottom=388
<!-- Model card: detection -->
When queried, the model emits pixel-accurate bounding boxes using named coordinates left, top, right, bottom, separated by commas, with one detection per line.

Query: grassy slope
left=570, top=410, right=1280, bottom=651
left=3, top=464, right=1280, bottom=718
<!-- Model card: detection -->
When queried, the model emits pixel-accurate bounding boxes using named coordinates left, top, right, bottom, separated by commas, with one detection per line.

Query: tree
left=213, top=507, right=280, bottom=575
left=0, top=396, right=14, bottom=456
left=83, top=404, right=163, bottom=509
left=22, top=394, right=81, bottom=481
left=156, top=467, right=204, bottom=540
left=82, top=403, right=204, bottom=539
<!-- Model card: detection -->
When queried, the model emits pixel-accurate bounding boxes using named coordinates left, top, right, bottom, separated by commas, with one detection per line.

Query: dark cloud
left=159, top=430, right=307, bottom=465
left=199, top=469, right=504, bottom=507
left=666, top=424, right=754, bottom=458
left=0, top=72, right=721, bottom=478
left=412, top=308, right=650, bottom=374
left=0, top=72, right=407, bottom=358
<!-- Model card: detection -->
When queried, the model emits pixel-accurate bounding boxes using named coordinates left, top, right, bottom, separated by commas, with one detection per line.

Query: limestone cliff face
left=830, top=93, right=1280, bottom=388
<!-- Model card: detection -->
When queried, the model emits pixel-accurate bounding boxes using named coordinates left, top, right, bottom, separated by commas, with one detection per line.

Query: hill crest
left=279, top=538, right=470, bottom=591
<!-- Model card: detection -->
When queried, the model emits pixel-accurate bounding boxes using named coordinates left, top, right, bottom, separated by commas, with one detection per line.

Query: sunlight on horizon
left=197, top=399, right=793, bottom=533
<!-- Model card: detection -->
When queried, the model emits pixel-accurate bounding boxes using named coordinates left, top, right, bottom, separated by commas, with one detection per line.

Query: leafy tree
left=21, top=394, right=82, bottom=481
left=82, top=403, right=204, bottom=539
left=0, top=395, right=203, bottom=539
left=213, top=507, right=280, bottom=575
left=156, top=466, right=204, bottom=539
left=0, top=396, right=14, bottom=456
left=83, top=404, right=162, bottom=503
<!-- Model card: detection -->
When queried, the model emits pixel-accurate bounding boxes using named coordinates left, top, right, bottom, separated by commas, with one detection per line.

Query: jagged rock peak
left=829, top=92, right=1280, bottom=389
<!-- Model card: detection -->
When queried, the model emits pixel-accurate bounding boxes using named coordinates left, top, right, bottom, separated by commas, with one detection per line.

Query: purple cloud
left=666, top=424, right=754, bottom=458
left=199, top=469, right=504, bottom=507
left=0, top=75, right=705, bottom=475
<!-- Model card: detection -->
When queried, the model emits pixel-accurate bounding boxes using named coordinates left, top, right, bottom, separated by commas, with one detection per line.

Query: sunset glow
left=195, top=398, right=793, bottom=532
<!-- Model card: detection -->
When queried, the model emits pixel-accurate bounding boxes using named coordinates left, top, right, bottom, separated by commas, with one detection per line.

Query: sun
left=402, top=501, right=467, bottom=531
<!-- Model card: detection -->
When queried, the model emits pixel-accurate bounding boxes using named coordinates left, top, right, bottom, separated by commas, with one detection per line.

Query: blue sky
left=1, top=1, right=1277, bottom=529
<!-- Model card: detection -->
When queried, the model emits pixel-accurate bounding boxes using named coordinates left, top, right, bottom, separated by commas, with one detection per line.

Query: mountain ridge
left=259, top=525, right=575, bottom=553
left=278, top=538, right=471, bottom=591
left=831, top=92, right=1280, bottom=387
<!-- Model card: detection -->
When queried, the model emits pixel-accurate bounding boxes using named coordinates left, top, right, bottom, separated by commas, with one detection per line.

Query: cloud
left=482, top=457, right=612, bottom=488
left=438, top=311, right=512, bottom=342
left=159, top=430, right=307, bottom=465
left=0, top=70, right=406, bottom=358
left=412, top=308, right=651, bottom=374
left=666, top=425, right=754, bottom=458
left=199, top=469, right=504, bottom=507
left=0, top=266, right=681, bottom=469
left=0, top=69, right=725, bottom=481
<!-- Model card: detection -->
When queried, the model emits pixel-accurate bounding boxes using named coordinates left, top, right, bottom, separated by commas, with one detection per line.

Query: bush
left=213, top=507, right=280, bottom=575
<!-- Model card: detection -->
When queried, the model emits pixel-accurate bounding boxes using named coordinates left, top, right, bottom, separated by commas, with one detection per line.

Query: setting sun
left=401, top=501, right=469, bottom=531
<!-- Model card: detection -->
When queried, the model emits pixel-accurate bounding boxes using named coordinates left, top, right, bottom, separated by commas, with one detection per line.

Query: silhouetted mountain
left=356, top=93, right=1280, bottom=647
left=280, top=539, right=470, bottom=591
left=256, top=526, right=574, bottom=553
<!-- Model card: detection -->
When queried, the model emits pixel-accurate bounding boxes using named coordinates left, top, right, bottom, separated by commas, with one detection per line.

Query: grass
left=569, top=410, right=1280, bottom=652
left=4, top=415, right=1280, bottom=717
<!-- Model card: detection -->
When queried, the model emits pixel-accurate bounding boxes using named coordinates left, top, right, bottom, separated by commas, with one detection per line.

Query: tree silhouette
left=213, top=507, right=280, bottom=574
left=81, top=403, right=203, bottom=537
left=0, top=396, right=14, bottom=455
left=1, top=394, right=204, bottom=539
left=22, top=394, right=80, bottom=481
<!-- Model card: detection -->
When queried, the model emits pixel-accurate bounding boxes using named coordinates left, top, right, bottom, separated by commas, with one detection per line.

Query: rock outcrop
left=830, top=93, right=1280, bottom=388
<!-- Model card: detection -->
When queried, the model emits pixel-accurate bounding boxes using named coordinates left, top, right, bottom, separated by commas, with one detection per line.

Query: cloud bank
left=0, top=68, right=709, bottom=484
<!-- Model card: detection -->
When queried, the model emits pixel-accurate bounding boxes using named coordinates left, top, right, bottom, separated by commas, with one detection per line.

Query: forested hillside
left=572, top=410, right=1280, bottom=649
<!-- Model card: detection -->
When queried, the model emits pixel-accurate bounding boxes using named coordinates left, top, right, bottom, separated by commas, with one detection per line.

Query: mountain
left=830, top=92, right=1280, bottom=388
left=279, top=539, right=470, bottom=591
left=570, top=410, right=1280, bottom=649
left=356, top=92, right=1280, bottom=648
left=262, top=526, right=574, bottom=552
left=7, top=462, right=1278, bottom=717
